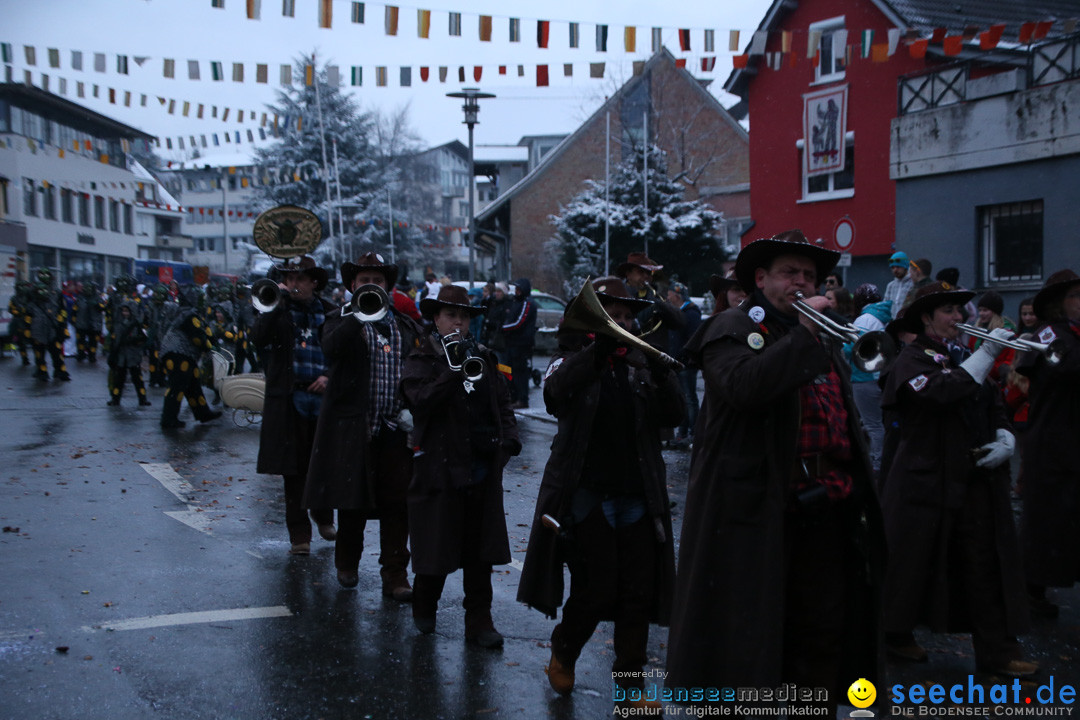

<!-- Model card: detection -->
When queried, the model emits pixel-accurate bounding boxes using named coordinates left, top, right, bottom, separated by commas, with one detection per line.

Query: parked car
left=451, top=281, right=566, bottom=354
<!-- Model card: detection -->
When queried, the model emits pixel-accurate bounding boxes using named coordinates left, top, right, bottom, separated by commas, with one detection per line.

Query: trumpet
left=344, top=283, right=391, bottom=323
left=792, top=292, right=896, bottom=373
left=442, top=331, right=485, bottom=382
left=955, top=323, right=1063, bottom=365
left=251, top=278, right=285, bottom=313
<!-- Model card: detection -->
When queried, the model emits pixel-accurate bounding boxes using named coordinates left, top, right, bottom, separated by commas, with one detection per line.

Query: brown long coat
left=666, top=304, right=885, bottom=692
left=400, top=335, right=519, bottom=575
left=304, top=307, right=424, bottom=512
left=1017, top=321, right=1080, bottom=586
left=515, top=337, right=683, bottom=620
left=879, top=335, right=1028, bottom=634
left=248, top=296, right=335, bottom=476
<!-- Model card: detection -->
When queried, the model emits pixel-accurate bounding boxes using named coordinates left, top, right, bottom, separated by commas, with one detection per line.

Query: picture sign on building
left=803, top=85, right=848, bottom=177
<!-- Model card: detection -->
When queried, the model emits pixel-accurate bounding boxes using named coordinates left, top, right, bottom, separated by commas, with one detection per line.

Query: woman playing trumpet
left=400, top=285, right=521, bottom=647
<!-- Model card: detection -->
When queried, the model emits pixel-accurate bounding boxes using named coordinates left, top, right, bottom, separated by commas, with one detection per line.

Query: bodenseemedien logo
left=890, top=676, right=1075, bottom=716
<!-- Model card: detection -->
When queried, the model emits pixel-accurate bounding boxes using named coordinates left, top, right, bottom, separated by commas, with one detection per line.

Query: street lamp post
left=446, top=88, right=494, bottom=288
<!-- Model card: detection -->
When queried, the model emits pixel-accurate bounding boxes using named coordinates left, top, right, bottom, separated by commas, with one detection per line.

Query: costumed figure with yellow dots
left=26, top=269, right=71, bottom=382
left=106, top=299, right=151, bottom=407
left=8, top=280, right=32, bottom=366
left=146, top=284, right=178, bottom=387
left=73, top=281, right=106, bottom=363
left=157, top=284, right=221, bottom=429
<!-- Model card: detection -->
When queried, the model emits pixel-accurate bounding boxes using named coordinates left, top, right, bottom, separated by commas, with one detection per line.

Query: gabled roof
left=724, top=0, right=1080, bottom=97
left=477, top=47, right=748, bottom=223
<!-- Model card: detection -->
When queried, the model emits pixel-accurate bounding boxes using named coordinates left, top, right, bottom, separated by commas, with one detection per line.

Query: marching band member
left=879, top=282, right=1036, bottom=677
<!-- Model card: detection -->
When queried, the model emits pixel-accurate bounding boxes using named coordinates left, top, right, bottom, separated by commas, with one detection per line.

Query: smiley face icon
left=847, top=678, right=876, bottom=708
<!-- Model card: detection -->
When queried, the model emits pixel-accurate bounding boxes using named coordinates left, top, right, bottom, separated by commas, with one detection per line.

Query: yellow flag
left=624, top=27, right=636, bottom=52
left=418, top=9, right=430, bottom=38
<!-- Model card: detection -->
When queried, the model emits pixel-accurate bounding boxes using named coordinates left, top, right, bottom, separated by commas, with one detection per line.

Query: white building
left=0, top=82, right=183, bottom=284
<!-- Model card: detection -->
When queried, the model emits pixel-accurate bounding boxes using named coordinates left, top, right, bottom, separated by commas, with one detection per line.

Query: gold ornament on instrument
left=252, top=205, right=322, bottom=259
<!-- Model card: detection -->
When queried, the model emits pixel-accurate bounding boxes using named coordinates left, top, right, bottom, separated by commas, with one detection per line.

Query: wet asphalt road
left=1, top=353, right=1078, bottom=719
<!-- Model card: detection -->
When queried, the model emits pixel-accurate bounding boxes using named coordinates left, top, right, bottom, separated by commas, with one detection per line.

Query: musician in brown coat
left=305, top=253, right=424, bottom=598
left=1017, top=269, right=1080, bottom=618
left=516, top=277, right=682, bottom=707
left=879, top=282, right=1035, bottom=677
left=666, top=232, right=885, bottom=714
left=400, top=285, right=520, bottom=648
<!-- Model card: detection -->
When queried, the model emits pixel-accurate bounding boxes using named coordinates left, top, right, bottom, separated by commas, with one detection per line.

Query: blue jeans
left=292, top=390, right=322, bottom=419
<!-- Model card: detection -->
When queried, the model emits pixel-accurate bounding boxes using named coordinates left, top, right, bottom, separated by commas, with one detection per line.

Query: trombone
left=343, top=283, right=391, bottom=323
left=955, top=323, right=1063, bottom=365
left=792, top=292, right=896, bottom=373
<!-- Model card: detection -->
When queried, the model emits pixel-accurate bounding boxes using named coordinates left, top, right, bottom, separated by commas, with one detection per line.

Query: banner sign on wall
left=803, top=84, right=848, bottom=177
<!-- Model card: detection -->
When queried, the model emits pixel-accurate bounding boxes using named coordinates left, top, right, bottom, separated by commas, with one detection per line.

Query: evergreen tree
left=548, top=145, right=726, bottom=296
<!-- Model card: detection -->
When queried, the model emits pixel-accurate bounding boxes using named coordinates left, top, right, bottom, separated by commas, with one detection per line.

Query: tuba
left=344, top=283, right=391, bottom=323
left=562, top=279, right=685, bottom=370
left=442, top=331, right=486, bottom=382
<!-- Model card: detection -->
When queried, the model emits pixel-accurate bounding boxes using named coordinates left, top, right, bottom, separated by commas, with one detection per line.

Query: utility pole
left=447, top=88, right=495, bottom=287
left=312, top=53, right=336, bottom=274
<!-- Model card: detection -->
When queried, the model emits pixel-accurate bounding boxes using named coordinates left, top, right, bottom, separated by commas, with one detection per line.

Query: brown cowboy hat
left=275, top=255, right=329, bottom=292
left=734, top=229, right=840, bottom=294
left=615, top=251, right=663, bottom=277
left=708, top=270, right=742, bottom=299
left=341, top=252, right=398, bottom=290
left=894, top=281, right=975, bottom=334
left=419, top=284, right=486, bottom=319
left=1033, top=269, right=1080, bottom=321
left=592, top=276, right=652, bottom=312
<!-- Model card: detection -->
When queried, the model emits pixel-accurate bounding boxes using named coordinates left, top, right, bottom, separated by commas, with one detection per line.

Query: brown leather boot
left=545, top=650, right=575, bottom=694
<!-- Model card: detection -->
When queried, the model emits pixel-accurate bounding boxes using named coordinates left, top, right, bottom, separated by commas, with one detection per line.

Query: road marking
left=83, top=605, right=293, bottom=633
left=508, top=559, right=523, bottom=572
left=139, top=462, right=194, bottom=503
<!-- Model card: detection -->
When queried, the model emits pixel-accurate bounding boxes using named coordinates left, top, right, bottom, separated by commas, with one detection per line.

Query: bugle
left=251, top=278, right=284, bottom=313
left=344, top=283, right=391, bottom=323
left=955, top=323, right=1063, bottom=365
left=563, top=279, right=684, bottom=371
left=442, top=331, right=485, bottom=382
left=792, top=292, right=895, bottom=372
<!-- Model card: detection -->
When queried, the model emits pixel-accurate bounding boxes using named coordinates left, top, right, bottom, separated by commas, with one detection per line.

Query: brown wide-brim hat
left=592, top=276, right=652, bottom=312
left=734, top=229, right=840, bottom=294
left=341, top=252, right=398, bottom=290
left=708, top=271, right=742, bottom=299
left=615, top=251, right=663, bottom=278
left=419, top=284, right=486, bottom=319
left=1033, top=269, right=1080, bottom=321
left=894, top=281, right=975, bottom=334
left=275, top=255, right=329, bottom=292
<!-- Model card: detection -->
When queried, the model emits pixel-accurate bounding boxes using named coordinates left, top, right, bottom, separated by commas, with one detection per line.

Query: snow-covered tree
left=548, top=145, right=726, bottom=296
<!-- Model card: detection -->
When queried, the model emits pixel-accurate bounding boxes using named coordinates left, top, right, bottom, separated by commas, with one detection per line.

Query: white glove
left=960, top=328, right=1013, bottom=384
left=975, top=428, right=1015, bottom=469
left=974, top=327, right=1016, bottom=357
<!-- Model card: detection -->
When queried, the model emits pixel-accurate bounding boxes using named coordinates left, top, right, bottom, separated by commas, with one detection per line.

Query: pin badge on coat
left=747, top=332, right=765, bottom=350
left=749, top=306, right=766, bottom=323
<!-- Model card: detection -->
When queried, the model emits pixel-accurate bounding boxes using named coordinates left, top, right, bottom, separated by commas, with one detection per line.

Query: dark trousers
left=110, top=365, right=148, bottom=403
left=677, top=368, right=699, bottom=438
left=234, top=343, right=259, bottom=374
left=782, top=507, right=848, bottom=713
left=550, top=505, right=657, bottom=687
left=161, top=353, right=215, bottom=423
left=282, top=404, right=332, bottom=545
left=148, top=349, right=166, bottom=385
left=335, top=428, right=412, bottom=587
left=412, top=484, right=495, bottom=636
left=76, top=330, right=100, bottom=361
left=32, top=340, right=67, bottom=378
left=506, top=346, right=532, bottom=405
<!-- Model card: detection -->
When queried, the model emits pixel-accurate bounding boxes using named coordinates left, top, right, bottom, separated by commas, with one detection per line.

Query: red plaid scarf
left=795, top=368, right=853, bottom=500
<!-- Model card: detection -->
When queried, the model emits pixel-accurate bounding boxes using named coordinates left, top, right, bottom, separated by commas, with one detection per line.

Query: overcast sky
left=6, top=0, right=775, bottom=161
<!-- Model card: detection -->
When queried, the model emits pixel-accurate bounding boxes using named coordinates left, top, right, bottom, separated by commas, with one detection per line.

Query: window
left=109, top=200, right=120, bottom=231
left=980, top=200, right=1043, bottom=285
left=23, top=178, right=36, bottom=216
left=94, top=196, right=105, bottom=229
left=124, top=204, right=133, bottom=234
left=206, top=237, right=216, bottom=252
left=798, top=133, right=854, bottom=201
left=42, top=184, right=56, bottom=220
left=78, top=193, right=90, bottom=226
left=61, top=188, right=74, bottom=223
left=810, top=16, right=847, bottom=84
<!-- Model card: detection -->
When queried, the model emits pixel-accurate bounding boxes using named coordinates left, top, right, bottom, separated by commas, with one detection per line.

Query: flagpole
left=643, top=109, right=649, bottom=257
left=312, top=52, right=336, bottom=276
left=604, top=110, right=610, bottom=274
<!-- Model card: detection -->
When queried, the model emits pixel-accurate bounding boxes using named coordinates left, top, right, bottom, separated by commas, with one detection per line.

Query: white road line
left=508, top=559, right=524, bottom=572
left=139, top=462, right=195, bottom=503
left=82, top=605, right=293, bottom=633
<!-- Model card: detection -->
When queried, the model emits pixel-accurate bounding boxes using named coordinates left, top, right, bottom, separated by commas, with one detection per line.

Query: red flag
left=675, top=58, right=687, bottom=68
left=909, top=38, right=929, bottom=59
left=1034, top=21, right=1054, bottom=40
left=980, top=24, right=1005, bottom=50
left=733, top=54, right=749, bottom=69
left=942, top=35, right=963, bottom=56
left=537, top=64, right=549, bottom=86
left=473, top=66, right=482, bottom=81
left=537, top=20, right=550, bottom=48
left=678, top=29, right=690, bottom=51
left=930, top=28, right=946, bottom=43
left=498, top=65, right=506, bottom=75
left=1019, top=22, right=1035, bottom=43
left=420, top=66, right=429, bottom=82
left=700, top=57, right=716, bottom=71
